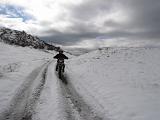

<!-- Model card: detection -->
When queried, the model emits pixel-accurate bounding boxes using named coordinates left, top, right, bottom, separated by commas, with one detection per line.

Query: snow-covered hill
left=0, top=42, right=54, bottom=118
left=0, top=27, right=59, bottom=50
left=0, top=42, right=160, bottom=120
left=67, top=47, right=160, bottom=120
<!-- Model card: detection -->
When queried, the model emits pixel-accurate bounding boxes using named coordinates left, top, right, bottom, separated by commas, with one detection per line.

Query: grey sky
left=1, top=0, right=160, bottom=48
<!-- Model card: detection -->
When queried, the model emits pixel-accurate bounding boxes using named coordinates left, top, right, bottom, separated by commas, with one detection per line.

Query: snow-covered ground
left=0, top=42, right=54, bottom=119
left=67, top=47, right=160, bottom=120
left=0, top=42, right=160, bottom=120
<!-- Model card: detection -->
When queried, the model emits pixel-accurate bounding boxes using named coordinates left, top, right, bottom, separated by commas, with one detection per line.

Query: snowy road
left=0, top=61, right=50, bottom=120
left=58, top=75, right=106, bottom=120
left=0, top=61, right=107, bottom=120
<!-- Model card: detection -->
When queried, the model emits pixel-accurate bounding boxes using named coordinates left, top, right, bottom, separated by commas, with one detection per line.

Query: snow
left=0, top=42, right=160, bottom=120
left=67, top=47, right=160, bottom=120
left=0, top=42, right=54, bottom=117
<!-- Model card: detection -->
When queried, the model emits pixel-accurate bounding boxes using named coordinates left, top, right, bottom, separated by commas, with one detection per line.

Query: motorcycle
left=56, top=60, right=68, bottom=84
left=57, top=59, right=64, bottom=79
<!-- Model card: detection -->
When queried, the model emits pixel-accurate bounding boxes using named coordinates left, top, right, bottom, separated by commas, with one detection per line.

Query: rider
left=54, top=49, right=68, bottom=72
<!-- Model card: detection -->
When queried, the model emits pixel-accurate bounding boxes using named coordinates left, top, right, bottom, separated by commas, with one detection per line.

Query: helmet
left=59, top=49, right=63, bottom=53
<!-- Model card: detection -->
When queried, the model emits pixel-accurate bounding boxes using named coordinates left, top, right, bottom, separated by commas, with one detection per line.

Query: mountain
left=0, top=27, right=59, bottom=51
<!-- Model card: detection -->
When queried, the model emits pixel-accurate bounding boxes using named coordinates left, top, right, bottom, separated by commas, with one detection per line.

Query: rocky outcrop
left=0, top=27, right=60, bottom=51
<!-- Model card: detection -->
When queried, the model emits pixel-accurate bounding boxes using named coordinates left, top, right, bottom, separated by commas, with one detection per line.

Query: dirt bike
left=57, top=59, right=64, bottom=79
left=56, top=60, right=68, bottom=84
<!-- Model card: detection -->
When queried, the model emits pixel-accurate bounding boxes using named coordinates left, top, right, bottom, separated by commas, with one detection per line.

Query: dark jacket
left=54, top=53, right=68, bottom=60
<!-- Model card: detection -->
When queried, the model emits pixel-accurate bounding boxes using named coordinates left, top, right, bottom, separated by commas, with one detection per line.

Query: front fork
left=56, top=63, right=65, bottom=72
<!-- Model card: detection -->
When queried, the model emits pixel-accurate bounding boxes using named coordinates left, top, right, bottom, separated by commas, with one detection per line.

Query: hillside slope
left=0, top=27, right=59, bottom=50
left=67, top=47, right=160, bottom=120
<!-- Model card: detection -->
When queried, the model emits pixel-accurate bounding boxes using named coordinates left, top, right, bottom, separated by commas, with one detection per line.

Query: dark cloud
left=40, top=32, right=99, bottom=45
left=41, top=0, right=160, bottom=46
left=40, top=30, right=136, bottom=45
left=118, top=0, right=160, bottom=37
left=104, top=20, right=121, bottom=27
left=69, top=0, right=114, bottom=20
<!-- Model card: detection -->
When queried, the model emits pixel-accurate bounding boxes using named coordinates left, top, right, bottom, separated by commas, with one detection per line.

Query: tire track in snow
left=59, top=75, right=108, bottom=120
left=0, top=61, right=51, bottom=120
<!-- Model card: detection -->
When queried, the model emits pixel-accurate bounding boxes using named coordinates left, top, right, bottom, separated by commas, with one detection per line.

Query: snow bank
left=67, top=47, right=160, bottom=120
left=0, top=42, right=54, bottom=114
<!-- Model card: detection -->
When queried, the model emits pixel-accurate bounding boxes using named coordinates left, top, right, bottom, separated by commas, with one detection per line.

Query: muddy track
left=0, top=62, right=50, bottom=120
left=59, top=75, right=108, bottom=120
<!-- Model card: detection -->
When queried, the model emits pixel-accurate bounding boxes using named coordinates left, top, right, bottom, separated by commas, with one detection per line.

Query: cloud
left=1, top=0, right=160, bottom=48
left=68, top=0, right=114, bottom=20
